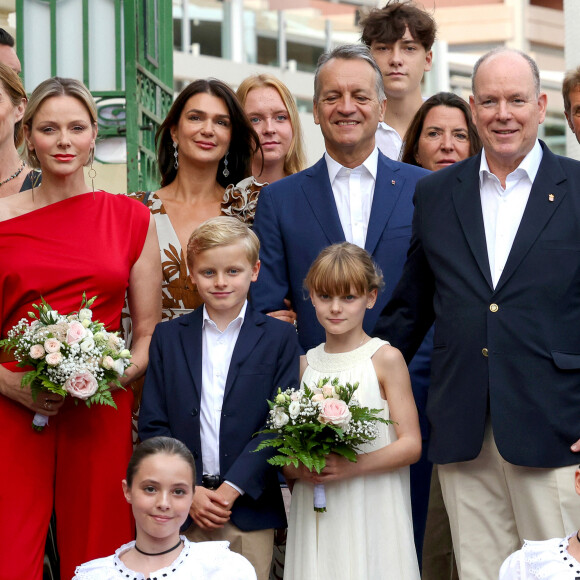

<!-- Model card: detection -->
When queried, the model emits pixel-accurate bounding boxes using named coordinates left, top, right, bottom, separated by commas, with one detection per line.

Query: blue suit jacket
left=138, top=304, right=301, bottom=531
left=377, top=143, right=580, bottom=467
left=251, top=152, right=432, bottom=435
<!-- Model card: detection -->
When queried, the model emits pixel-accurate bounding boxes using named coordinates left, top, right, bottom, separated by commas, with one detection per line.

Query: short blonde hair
left=236, top=74, right=307, bottom=176
left=23, top=77, right=97, bottom=169
left=305, top=242, right=384, bottom=296
left=187, top=216, right=260, bottom=270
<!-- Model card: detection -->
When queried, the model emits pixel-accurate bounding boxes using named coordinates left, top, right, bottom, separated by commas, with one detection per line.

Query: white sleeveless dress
left=284, top=338, right=420, bottom=580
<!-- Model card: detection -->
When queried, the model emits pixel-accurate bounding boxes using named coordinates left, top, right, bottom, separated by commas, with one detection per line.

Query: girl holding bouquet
left=283, top=243, right=422, bottom=580
left=0, top=77, right=161, bottom=579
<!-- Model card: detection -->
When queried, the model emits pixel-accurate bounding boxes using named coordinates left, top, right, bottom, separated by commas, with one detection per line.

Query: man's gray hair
left=314, top=44, right=386, bottom=103
left=472, top=47, right=541, bottom=98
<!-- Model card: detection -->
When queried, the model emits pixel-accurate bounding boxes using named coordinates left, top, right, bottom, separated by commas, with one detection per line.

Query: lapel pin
left=391, top=180, right=396, bottom=185
left=548, top=194, right=555, bottom=202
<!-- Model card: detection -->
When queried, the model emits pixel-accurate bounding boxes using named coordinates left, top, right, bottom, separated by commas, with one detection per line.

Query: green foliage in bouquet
left=255, top=377, right=392, bottom=474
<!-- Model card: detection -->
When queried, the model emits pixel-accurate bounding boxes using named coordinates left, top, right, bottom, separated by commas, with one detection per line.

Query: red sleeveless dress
left=0, top=192, right=150, bottom=580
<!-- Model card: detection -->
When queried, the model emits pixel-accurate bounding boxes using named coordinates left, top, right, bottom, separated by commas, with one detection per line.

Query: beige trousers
left=438, top=422, right=580, bottom=580
left=186, top=520, right=274, bottom=580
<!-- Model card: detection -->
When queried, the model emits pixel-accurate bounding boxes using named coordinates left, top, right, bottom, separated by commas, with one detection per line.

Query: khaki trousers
left=186, top=520, right=274, bottom=580
left=438, top=422, right=580, bottom=580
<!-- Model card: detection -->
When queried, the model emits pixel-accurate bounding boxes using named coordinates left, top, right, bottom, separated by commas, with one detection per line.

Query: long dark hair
left=401, top=92, right=482, bottom=167
left=156, top=78, right=261, bottom=188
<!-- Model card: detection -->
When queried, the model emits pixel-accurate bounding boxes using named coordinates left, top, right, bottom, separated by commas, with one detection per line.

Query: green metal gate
left=16, top=0, right=174, bottom=192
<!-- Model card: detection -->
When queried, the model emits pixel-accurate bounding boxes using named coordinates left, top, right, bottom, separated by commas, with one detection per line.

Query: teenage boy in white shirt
left=361, top=0, right=436, bottom=160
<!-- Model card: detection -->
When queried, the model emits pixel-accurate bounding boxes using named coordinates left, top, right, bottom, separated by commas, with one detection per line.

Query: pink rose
left=45, top=352, right=63, bottom=366
left=64, top=371, right=98, bottom=400
left=101, top=355, right=115, bottom=370
left=44, top=338, right=62, bottom=353
left=318, top=398, right=351, bottom=429
left=312, top=393, right=324, bottom=402
left=322, top=385, right=335, bottom=398
left=29, top=344, right=45, bottom=359
left=66, top=321, right=86, bottom=345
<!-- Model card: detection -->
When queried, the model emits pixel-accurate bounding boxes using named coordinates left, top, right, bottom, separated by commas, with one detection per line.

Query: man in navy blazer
left=377, top=49, right=580, bottom=579
left=251, top=44, right=432, bottom=561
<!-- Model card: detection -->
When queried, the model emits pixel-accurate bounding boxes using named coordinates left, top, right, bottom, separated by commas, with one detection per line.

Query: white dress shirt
left=375, top=121, right=403, bottom=160
left=200, top=302, right=247, bottom=483
left=325, top=147, right=379, bottom=249
left=479, top=140, right=543, bottom=288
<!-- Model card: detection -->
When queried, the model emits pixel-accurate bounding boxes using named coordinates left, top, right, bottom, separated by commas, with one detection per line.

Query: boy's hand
left=189, top=487, right=232, bottom=530
left=215, top=482, right=241, bottom=510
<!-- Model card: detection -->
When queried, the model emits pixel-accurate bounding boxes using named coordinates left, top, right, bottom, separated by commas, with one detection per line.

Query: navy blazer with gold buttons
left=138, top=303, right=301, bottom=531
left=377, top=141, right=580, bottom=468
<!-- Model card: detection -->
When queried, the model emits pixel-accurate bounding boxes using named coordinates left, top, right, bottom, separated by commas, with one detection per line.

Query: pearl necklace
left=0, top=161, right=25, bottom=187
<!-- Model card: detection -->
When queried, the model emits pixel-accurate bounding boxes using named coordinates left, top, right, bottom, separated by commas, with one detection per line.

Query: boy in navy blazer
left=139, top=216, right=301, bottom=580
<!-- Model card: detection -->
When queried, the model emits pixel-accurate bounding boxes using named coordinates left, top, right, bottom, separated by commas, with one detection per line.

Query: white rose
left=272, top=407, right=289, bottom=429
left=80, top=338, right=95, bottom=353
left=288, top=401, right=301, bottom=419
left=45, top=352, right=63, bottom=366
left=119, top=349, right=131, bottom=359
left=29, top=344, right=45, bottom=359
left=290, top=391, right=300, bottom=401
left=78, top=308, right=92, bottom=322
left=81, top=318, right=91, bottom=328
left=112, top=358, right=125, bottom=376
left=44, top=338, right=62, bottom=353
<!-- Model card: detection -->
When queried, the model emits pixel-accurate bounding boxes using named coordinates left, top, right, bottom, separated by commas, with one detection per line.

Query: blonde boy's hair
left=305, top=242, right=384, bottom=296
left=186, top=216, right=260, bottom=270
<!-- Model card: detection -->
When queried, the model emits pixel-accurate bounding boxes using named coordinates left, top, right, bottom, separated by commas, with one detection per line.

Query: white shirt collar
left=479, top=140, right=543, bottom=186
left=324, top=146, right=379, bottom=184
left=202, top=301, right=247, bottom=331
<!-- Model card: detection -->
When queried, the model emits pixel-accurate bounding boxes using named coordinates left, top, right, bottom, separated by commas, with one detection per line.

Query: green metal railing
left=16, top=0, right=174, bottom=193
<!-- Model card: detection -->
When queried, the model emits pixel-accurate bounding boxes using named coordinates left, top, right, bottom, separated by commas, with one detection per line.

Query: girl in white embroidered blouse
left=499, top=467, right=580, bottom=580
left=73, top=436, right=257, bottom=580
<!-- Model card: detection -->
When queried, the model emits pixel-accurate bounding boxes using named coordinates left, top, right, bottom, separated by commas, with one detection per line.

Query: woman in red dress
left=0, top=77, right=161, bottom=580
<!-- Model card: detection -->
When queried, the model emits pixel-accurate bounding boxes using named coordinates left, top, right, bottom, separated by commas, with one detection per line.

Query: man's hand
left=571, top=438, right=580, bottom=452
left=189, top=487, right=231, bottom=530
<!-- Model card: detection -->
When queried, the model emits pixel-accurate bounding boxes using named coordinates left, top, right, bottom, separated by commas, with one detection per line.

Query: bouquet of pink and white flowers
left=255, top=377, right=391, bottom=512
left=0, top=294, right=131, bottom=431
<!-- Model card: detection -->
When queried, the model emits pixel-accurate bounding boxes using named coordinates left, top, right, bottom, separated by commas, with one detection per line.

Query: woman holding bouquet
left=283, top=243, right=422, bottom=580
left=0, top=77, right=161, bottom=580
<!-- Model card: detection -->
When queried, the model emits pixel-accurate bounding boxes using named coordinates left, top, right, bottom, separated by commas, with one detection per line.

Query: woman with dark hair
left=131, top=78, right=261, bottom=320
left=401, top=92, right=482, bottom=171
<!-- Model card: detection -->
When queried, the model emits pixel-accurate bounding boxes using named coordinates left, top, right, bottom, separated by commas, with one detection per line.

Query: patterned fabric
left=222, top=176, right=267, bottom=226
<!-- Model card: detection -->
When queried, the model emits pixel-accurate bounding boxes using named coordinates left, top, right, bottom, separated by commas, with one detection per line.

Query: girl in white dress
left=73, top=437, right=256, bottom=580
left=283, top=243, right=422, bottom=580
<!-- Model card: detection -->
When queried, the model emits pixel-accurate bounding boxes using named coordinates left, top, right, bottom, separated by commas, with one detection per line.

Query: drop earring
left=222, top=151, right=229, bottom=178
left=88, top=149, right=97, bottom=200
left=173, top=142, right=179, bottom=170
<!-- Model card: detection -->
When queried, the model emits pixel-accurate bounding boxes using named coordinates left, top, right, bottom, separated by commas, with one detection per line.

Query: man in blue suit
left=377, top=49, right=580, bottom=579
left=251, top=43, right=432, bottom=562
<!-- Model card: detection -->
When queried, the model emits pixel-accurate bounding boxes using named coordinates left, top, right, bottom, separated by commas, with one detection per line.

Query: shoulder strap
left=141, top=191, right=152, bottom=205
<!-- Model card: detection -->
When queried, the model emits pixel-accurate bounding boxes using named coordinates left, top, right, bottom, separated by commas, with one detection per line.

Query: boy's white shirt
left=375, top=122, right=403, bottom=161
left=200, top=300, right=248, bottom=495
